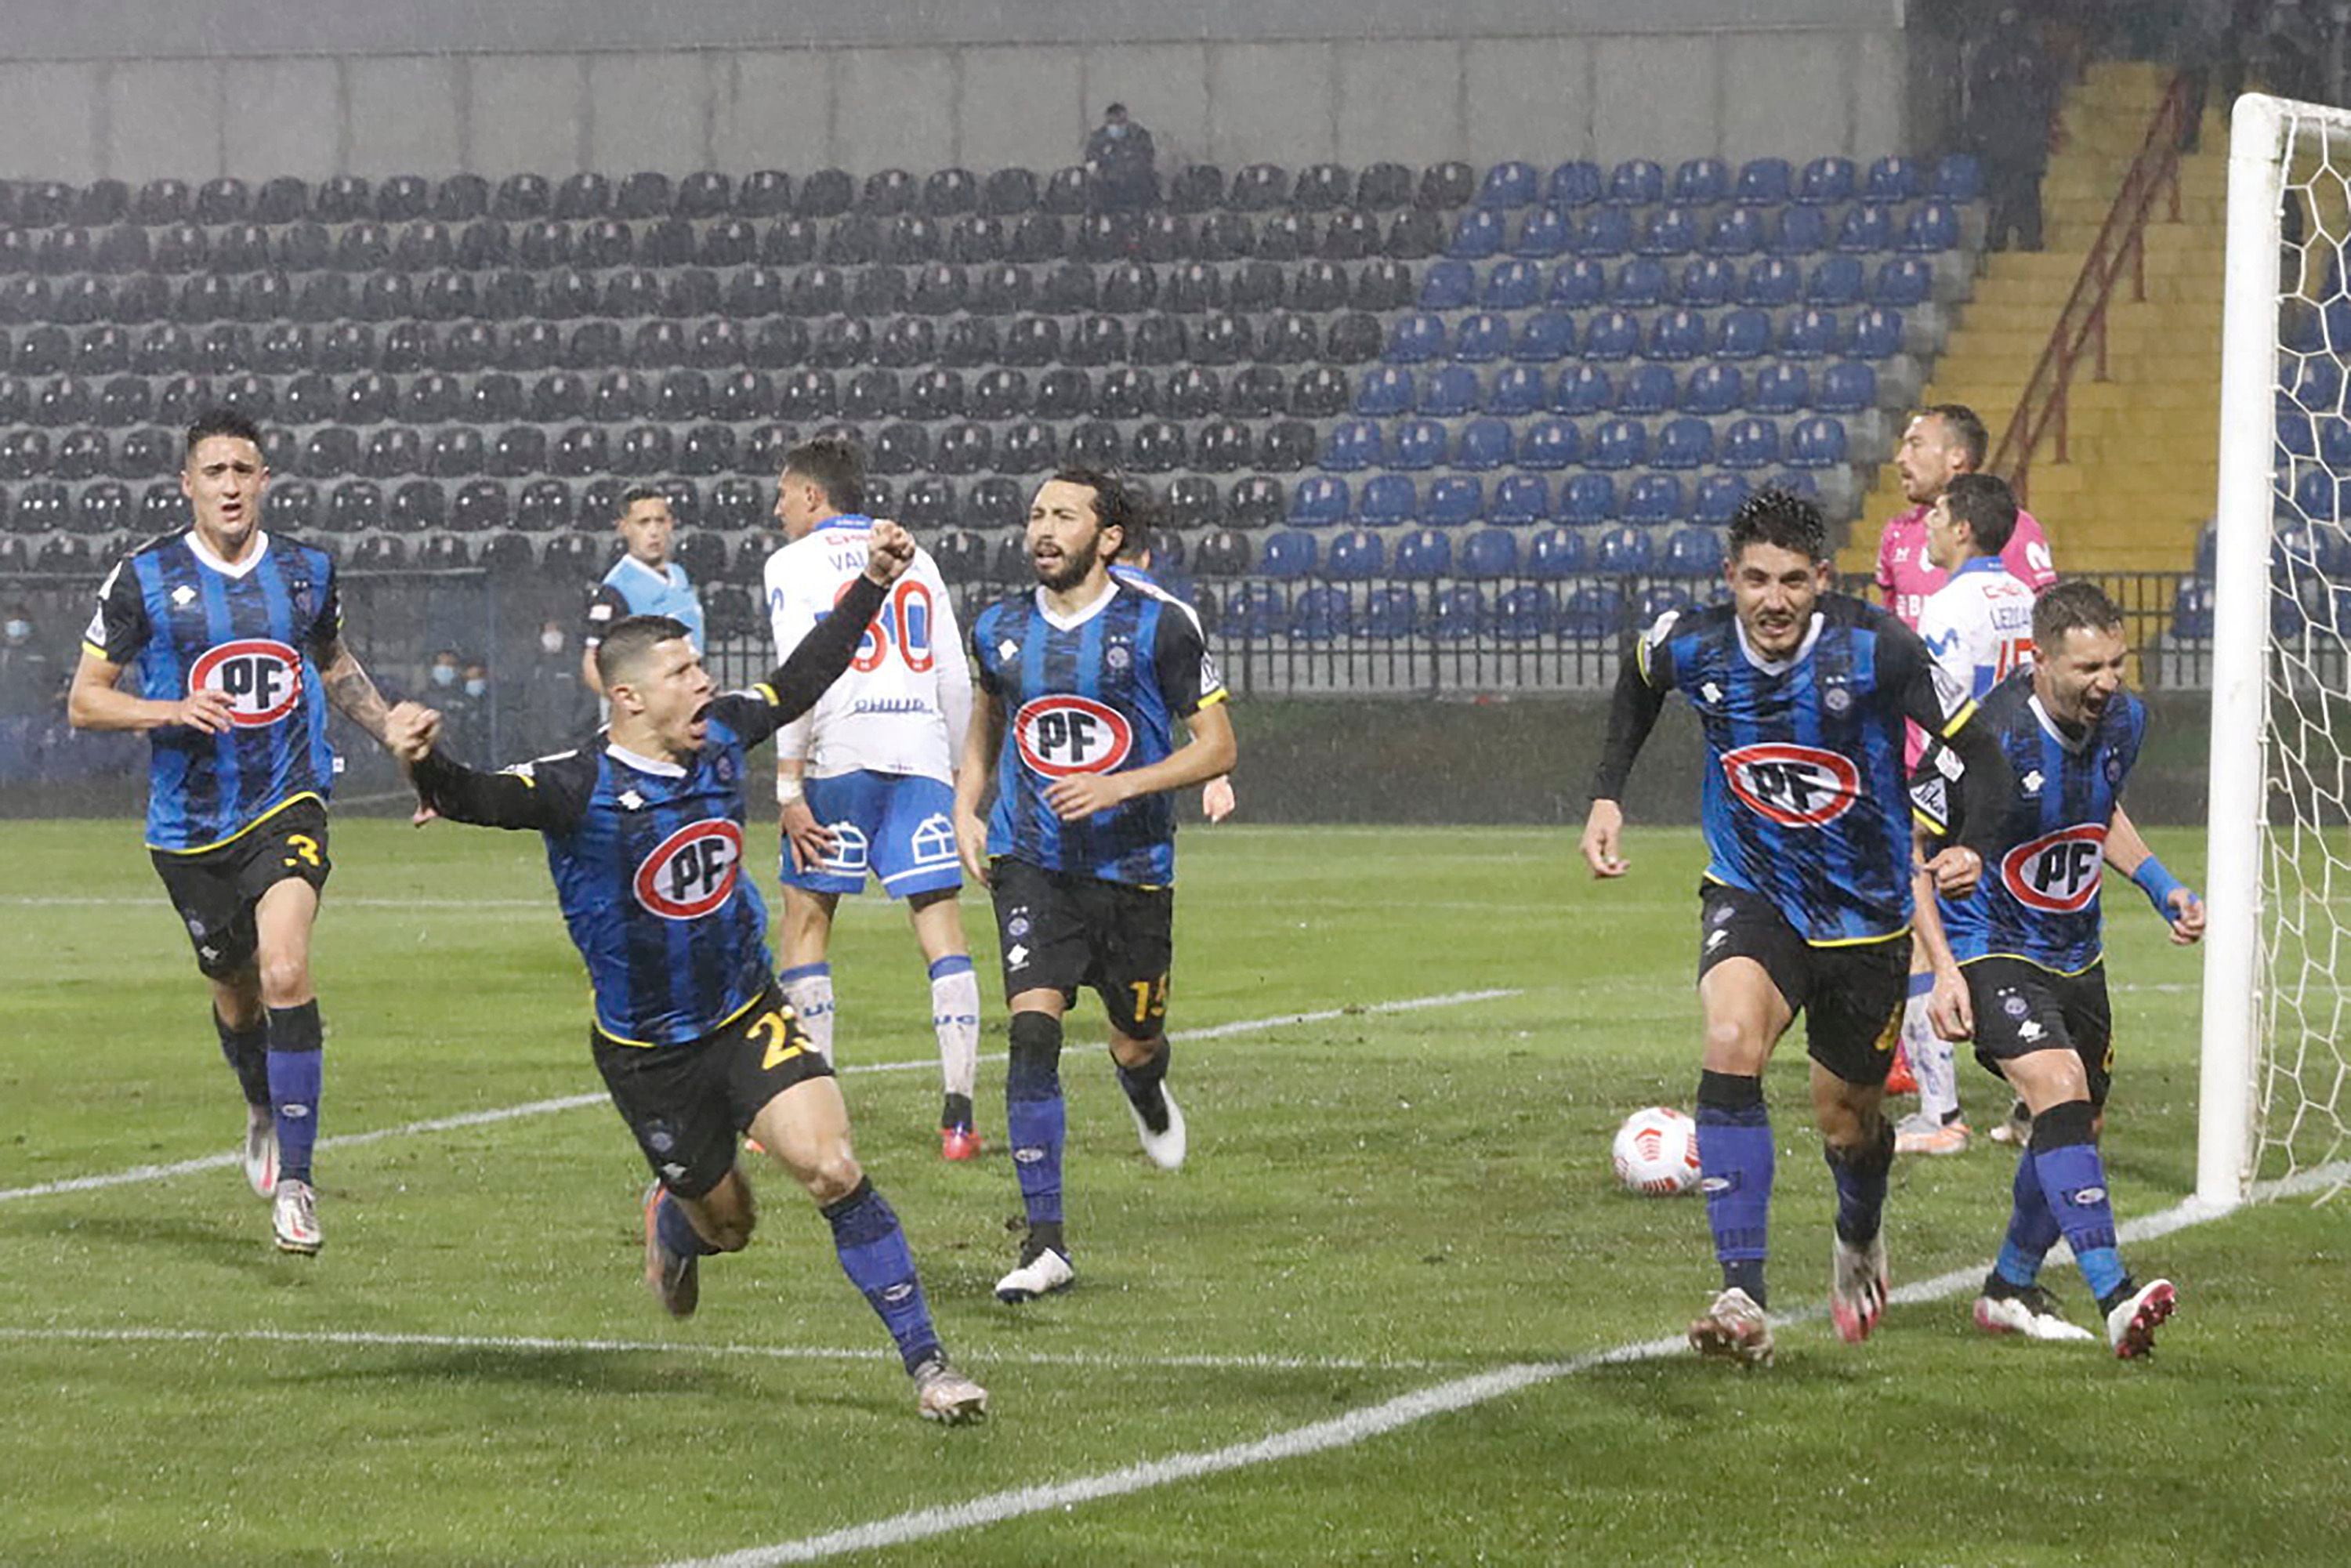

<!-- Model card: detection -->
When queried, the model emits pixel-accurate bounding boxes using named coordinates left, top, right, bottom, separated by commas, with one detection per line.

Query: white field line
left=0, top=988, right=1521, bottom=1204
left=650, top=1160, right=2351, bottom=1568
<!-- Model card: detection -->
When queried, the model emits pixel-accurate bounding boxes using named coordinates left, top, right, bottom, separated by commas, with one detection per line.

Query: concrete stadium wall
left=0, top=1, right=1910, bottom=185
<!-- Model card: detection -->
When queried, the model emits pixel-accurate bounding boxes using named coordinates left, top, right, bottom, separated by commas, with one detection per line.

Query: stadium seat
left=1454, top=417, right=1514, bottom=471
left=1356, top=364, right=1415, bottom=417
left=1654, top=417, right=1715, bottom=471
left=1491, top=474, right=1552, bottom=527
left=1849, top=307, right=1906, bottom=360
left=1549, top=256, right=1608, bottom=308
left=1587, top=418, right=1648, bottom=470
left=1461, top=527, right=1520, bottom=579
left=1487, top=364, right=1545, bottom=416
left=1788, top=415, right=1849, bottom=469
left=1595, top=524, right=1657, bottom=574
left=1259, top=528, right=1318, bottom=580
left=1320, top=418, right=1382, bottom=473
left=1870, top=256, right=1935, bottom=308
left=1624, top=473, right=1684, bottom=525
left=1934, top=153, right=1983, bottom=202
left=1806, top=255, right=1865, bottom=306
left=1835, top=204, right=1895, bottom=252
left=1386, top=311, right=1448, bottom=364
left=1715, top=309, right=1773, bottom=360
left=1735, top=158, right=1793, bottom=206
left=1290, top=475, right=1350, bottom=527
left=1750, top=363, right=1810, bottom=415
left=1694, top=473, right=1751, bottom=526
left=1612, top=256, right=1670, bottom=307
left=1646, top=308, right=1708, bottom=362
left=1663, top=525, right=1725, bottom=577
left=1393, top=529, right=1453, bottom=580
left=1865, top=156, right=1927, bottom=201
left=1482, top=258, right=1545, bottom=310
left=1546, top=160, right=1604, bottom=208
left=1574, top=207, right=1632, bottom=259
left=1324, top=528, right=1386, bottom=581
left=1286, top=583, right=1350, bottom=640
left=1705, top=208, right=1767, bottom=256
left=1781, top=307, right=1842, bottom=359
left=1814, top=360, right=1877, bottom=413
left=1417, top=364, right=1479, bottom=418
left=1901, top=201, right=1962, bottom=253
left=1797, top=156, right=1857, bottom=205
left=1448, top=209, right=1507, bottom=260
left=1638, top=206, right=1700, bottom=258
left=1551, top=364, right=1612, bottom=416
left=1488, top=585, right=1554, bottom=640
left=1608, top=159, right=1666, bottom=206
left=1452, top=312, right=1511, bottom=363
left=1429, top=585, right=1487, bottom=641
left=1582, top=309, right=1640, bottom=359
left=1681, top=255, right=1740, bottom=307
left=1512, top=208, right=1571, bottom=259
left=1350, top=585, right=1411, bottom=639
left=1512, top=310, right=1576, bottom=362
left=1391, top=417, right=1448, bottom=470
left=1417, top=160, right=1476, bottom=209
left=1771, top=205, right=1830, bottom=256
left=1479, top=161, right=1541, bottom=209
left=1518, top=416, right=1580, bottom=471
left=1682, top=364, right=1743, bottom=417
left=1672, top=157, right=1732, bottom=206
left=1527, top=526, right=1587, bottom=578
left=1721, top=416, right=1783, bottom=469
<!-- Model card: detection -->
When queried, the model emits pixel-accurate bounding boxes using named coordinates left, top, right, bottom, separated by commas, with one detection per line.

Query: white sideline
left=0, top=988, right=1521, bottom=1204
left=650, top=1160, right=2351, bottom=1568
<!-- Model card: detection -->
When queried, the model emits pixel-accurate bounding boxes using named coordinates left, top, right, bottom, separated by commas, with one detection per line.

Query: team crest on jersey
left=1013, top=695, right=1133, bottom=777
left=632, top=818, right=744, bottom=919
left=1720, top=743, right=1860, bottom=827
left=187, top=639, right=303, bottom=726
left=2000, top=824, right=2107, bottom=913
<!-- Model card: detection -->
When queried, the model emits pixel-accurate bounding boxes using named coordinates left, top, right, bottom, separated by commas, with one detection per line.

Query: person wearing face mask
left=0, top=604, right=56, bottom=720
left=521, top=620, right=596, bottom=756
left=1083, top=102, right=1157, bottom=212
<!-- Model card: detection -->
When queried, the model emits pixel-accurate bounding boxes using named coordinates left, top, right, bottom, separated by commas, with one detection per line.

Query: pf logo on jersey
left=1013, top=695, right=1132, bottom=777
left=633, top=819, right=744, bottom=919
left=2000, top=824, right=2108, bottom=913
left=1721, top=744, right=1860, bottom=827
left=188, top=639, right=303, bottom=726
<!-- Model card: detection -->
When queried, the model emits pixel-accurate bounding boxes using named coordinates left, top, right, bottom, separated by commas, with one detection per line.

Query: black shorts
left=1695, top=880, right=1909, bottom=1086
left=1963, top=957, right=2115, bottom=1108
left=150, top=796, right=332, bottom=980
left=591, top=983, right=833, bottom=1199
left=990, top=856, right=1174, bottom=1038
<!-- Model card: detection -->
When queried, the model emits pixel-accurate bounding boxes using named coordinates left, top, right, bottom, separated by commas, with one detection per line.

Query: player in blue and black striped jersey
left=1910, top=580, right=2201, bottom=1357
left=1582, top=487, right=2013, bottom=1365
left=954, top=469, right=1237, bottom=1306
left=68, top=408, right=403, bottom=1257
left=388, top=522, right=985, bottom=1424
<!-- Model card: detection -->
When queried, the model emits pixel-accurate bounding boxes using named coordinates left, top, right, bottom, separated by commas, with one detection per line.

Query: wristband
left=2130, top=856, right=2189, bottom=918
left=777, top=777, right=805, bottom=806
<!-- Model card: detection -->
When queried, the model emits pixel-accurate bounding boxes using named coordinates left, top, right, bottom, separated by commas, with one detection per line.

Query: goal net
left=2204, top=93, right=2351, bottom=1205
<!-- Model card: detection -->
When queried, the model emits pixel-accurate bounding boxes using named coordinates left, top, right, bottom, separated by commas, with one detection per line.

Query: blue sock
left=1006, top=1011, right=1067, bottom=1248
left=1824, top=1112, right=1894, bottom=1247
left=1696, top=1070, right=1773, bottom=1307
left=1993, top=1140, right=2061, bottom=1288
left=265, top=1001, right=323, bottom=1186
left=212, top=1008, right=270, bottom=1107
left=823, top=1179, right=943, bottom=1374
left=656, top=1192, right=719, bottom=1258
left=2030, top=1102, right=2127, bottom=1303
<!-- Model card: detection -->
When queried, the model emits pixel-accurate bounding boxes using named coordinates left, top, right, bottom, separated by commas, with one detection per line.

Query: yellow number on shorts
left=284, top=834, right=321, bottom=869
left=748, top=1009, right=804, bottom=1071
left=1128, top=974, right=1169, bottom=1025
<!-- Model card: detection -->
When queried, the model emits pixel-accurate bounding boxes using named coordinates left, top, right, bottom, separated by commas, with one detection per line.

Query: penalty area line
left=0, top=988, right=1521, bottom=1204
left=652, top=1159, right=2351, bottom=1568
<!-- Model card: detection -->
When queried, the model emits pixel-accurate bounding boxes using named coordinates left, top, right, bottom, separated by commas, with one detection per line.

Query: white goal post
left=2202, top=92, right=2351, bottom=1207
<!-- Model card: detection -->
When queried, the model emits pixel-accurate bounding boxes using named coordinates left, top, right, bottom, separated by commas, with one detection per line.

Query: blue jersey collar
left=1954, top=555, right=2009, bottom=579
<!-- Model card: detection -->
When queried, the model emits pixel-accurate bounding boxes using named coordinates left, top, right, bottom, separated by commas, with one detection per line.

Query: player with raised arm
left=1911, top=580, right=2200, bottom=1357
left=763, top=436, right=984, bottom=1158
left=1581, top=488, right=2011, bottom=1365
left=68, top=407, right=401, bottom=1255
left=1896, top=473, right=2041, bottom=1157
left=955, top=469, right=1237, bottom=1305
left=386, top=522, right=987, bottom=1423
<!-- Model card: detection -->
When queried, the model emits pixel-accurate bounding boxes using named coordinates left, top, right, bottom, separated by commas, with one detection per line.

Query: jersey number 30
left=829, top=580, right=935, bottom=674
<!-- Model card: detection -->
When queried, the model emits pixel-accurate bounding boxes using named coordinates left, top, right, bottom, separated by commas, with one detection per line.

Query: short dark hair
left=186, top=407, right=264, bottom=458
left=1105, top=103, right=1128, bottom=118
left=1046, top=466, right=1149, bottom=563
left=1726, top=486, right=1830, bottom=565
left=616, top=484, right=668, bottom=516
left=2031, top=579, right=2125, bottom=655
left=1941, top=473, right=2019, bottom=557
left=593, top=614, right=693, bottom=688
left=1918, top=403, right=1989, bottom=471
left=783, top=434, right=867, bottom=515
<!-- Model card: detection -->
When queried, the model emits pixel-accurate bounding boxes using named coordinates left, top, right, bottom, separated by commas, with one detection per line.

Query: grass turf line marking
left=650, top=1159, right=2351, bottom=1568
left=0, top=988, right=1522, bottom=1204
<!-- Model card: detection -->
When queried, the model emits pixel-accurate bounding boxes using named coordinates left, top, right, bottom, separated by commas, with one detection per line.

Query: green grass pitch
left=2, top=817, right=2346, bottom=1565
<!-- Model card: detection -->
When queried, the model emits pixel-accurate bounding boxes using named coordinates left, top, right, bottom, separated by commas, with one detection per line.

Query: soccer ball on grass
left=1611, top=1106, right=1701, bottom=1196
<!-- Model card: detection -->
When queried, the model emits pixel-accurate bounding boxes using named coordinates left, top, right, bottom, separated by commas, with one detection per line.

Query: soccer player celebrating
left=1581, top=488, right=2010, bottom=1365
left=1896, top=473, right=2041, bottom=1157
left=763, top=436, right=984, bottom=1158
left=1912, top=581, right=2199, bottom=1357
left=386, top=521, right=988, bottom=1424
left=68, top=408, right=402, bottom=1255
left=955, top=469, right=1237, bottom=1305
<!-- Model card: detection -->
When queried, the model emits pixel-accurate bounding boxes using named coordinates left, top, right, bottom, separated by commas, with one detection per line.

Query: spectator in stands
left=425, top=647, right=464, bottom=701
left=0, top=605, right=57, bottom=719
left=581, top=485, right=705, bottom=697
left=1084, top=103, right=1158, bottom=212
left=439, top=658, right=494, bottom=766
left=519, top=618, right=596, bottom=756
left=1970, top=6, right=2058, bottom=252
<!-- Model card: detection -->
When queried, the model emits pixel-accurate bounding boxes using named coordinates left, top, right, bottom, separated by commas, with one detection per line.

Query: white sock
left=1904, top=990, right=1962, bottom=1125
left=781, top=965, right=836, bottom=1064
left=929, top=958, right=980, bottom=1103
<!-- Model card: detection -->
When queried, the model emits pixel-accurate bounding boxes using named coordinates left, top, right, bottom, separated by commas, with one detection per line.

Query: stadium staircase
left=1844, top=61, right=2224, bottom=576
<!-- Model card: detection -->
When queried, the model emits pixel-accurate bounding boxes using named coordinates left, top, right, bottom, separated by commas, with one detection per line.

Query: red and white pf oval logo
left=188, top=639, right=303, bottom=726
left=633, top=819, right=744, bottom=920
left=2000, top=824, right=2107, bottom=913
left=1721, top=743, right=1860, bottom=827
left=1013, top=696, right=1133, bottom=778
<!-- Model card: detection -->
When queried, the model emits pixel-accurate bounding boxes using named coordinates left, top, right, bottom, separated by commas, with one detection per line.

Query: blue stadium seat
left=1226, top=581, right=1289, bottom=638
left=1550, top=256, right=1609, bottom=307
left=1617, top=362, right=1676, bottom=415
left=1549, top=161, right=1605, bottom=208
left=1419, top=363, right=1480, bottom=416
left=1561, top=473, right=1617, bottom=527
left=1849, top=307, right=1905, bottom=360
left=1624, top=473, right=1684, bottom=525
left=1453, top=311, right=1511, bottom=362
left=1608, top=159, right=1666, bottom=206
left=2285, top=357, right=2342, bottom=414
left=1448, top=209, right=1507, bottom=259
left=1654, top=417, right=1715, bottom=471
left=1513, top=208, right=1572, bottom=259
left=1665, top=525, right=1725, bottom=576
left=1357, top=364, right=1415, bottom=415
left=1494, top=585, right=1559, bottom=640
left=1767, top=469, right=1820, bottom=498
left=1361, top=585, right=1419, bottom=639
left=2170, top=579, right=2215, bottom=639
left=1393, top=528, right=1453, bottom=579
left=1462, top=527, right=1520, bottom=579
left=1694, top=473, right=1751, bottom=525
left=1527, top=526, right=1587, bottom=578
left=1797, top=156, right=1857, bottom=205
left=2322, top=417, right=2351, bottom=470
left=1721, top=416, right=1783, bottom=469
left=1715, top=309, right=1773, bottom=359
left=1320, top=418, right=1382, bottom=471
left=1512, top=310, right=1576, bottom=361
left=1750, top=362, right=1811, bottom=414
left=1454, top=417, right=1515, bottom=470
left=1420, top=259, right=1475, bottom=310
left=1324, top=528, right=1386, bottom=581
left=1486, top=364, right=1545, bottom=415
left=1814, top=360, right=1877, bottom=413
left=1772, top=205, right=1829, bottom=255
left=1682, top=363, right=1743, bottom=416
left=1781, top=307, right=1841, bottom=359
left=1286, top=584, right=1349, bottom=641
left=1866, top=156, right=1927, bottom=201
left=1360, top=473, right=1419, bottom=526
left=1574, top=206, right=1632, bottom=258
left=1705, top=208, right=1767, bottom=256
left=1870, top=256, right=1935, bottom=307
left=1290, top=474, right=1350, bottom=526
left=1386, top=311, right=1448, bottom=363
left=1742, top=256, right=1802, bottom=308
left=1491, top=474, right=1552, bottom=527
left=1806, top=255, right=1864, bottom=306
left=1672, top=158, right=1732, bottom=205
left=1584, top=309, right=1640, bottom=359
left=1595, top=524, right=1657, bottom=574
left=1259, top=528, right=1318, bottom=579
left=1647, top=308, right=1708, bottom=362
left=1425, top=476, right=1484, bottom=528
left=1934, top=153, right=1983, bottom=202
left=1483, top=258, right=1545, bottom=310
left=1638, top=206, right=1701, bottom=257
left=1610, top=256, right=1670, bottom=308
left=1901, top=201, right=1962, bottom=252
left=1588, top=418, right=1648, bottom=470
left=1835, top=204, right=1896, bottom=252
left=1682, top=256, right=1741, bottom=307
left=1479, top=160, right=1541, bottom=209
left=1563, top=582, right=1623, bottom=638
left=1736, top=158, right=1793, bottom=206
left=1429, top=584, right=1488, bottom=640
left=1519, top=415, right=1580, bottom=471
left=1552, top=363, right=1612, bottom=415
left=1394, top=417, right=1450, bottom=470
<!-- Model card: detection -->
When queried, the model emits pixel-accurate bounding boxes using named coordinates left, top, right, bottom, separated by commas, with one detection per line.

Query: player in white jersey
left=763, top=436, right=984, bottom=1158
left=1898, top=473, right=2037, bottom=1156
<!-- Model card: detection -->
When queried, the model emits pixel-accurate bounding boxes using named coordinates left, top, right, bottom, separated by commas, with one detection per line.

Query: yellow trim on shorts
left=595, top=986, right=770, bottom=1050
left=1699, top=873, right=1910, bottom=949
left=147, top=791, right=324, bottom=856
left=1958, top=950, right=2108, bottom=979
